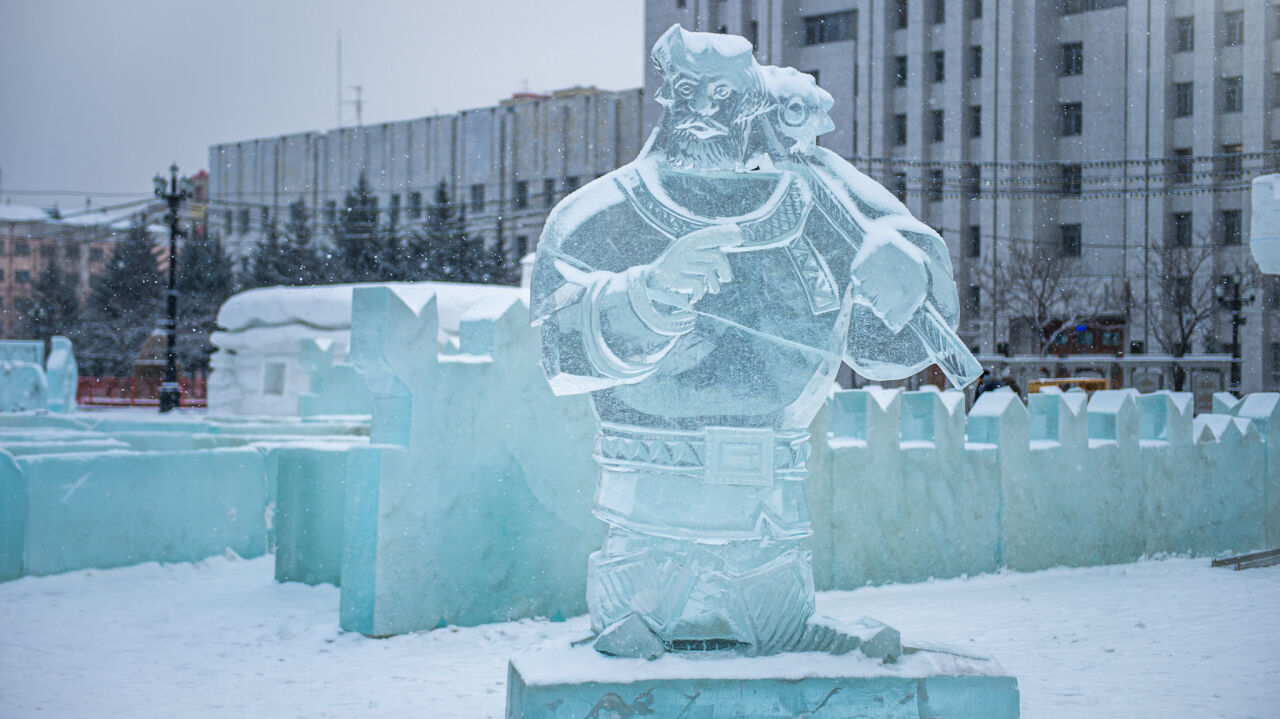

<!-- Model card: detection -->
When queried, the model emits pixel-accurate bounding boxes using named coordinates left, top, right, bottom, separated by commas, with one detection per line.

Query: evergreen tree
left=333, top=173, right=386, bottom=283
left=245, top=223, right=291, bottom=288
left=175, top=232, right=236, bottom=376
left=16, top=258, right=81, bottom=353
left=79, top=217, right=163, bottom=375
left=411, top=181, right=471, bottom=282
left=282, top=199, right=324, bottom=285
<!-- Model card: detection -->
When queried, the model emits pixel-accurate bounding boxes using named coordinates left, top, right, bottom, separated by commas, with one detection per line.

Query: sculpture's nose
left=691, top=86, right=716, bottom=115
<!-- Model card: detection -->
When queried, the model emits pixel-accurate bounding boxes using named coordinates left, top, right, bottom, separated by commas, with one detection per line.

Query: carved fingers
left=645, top=224, right=744, bottom=308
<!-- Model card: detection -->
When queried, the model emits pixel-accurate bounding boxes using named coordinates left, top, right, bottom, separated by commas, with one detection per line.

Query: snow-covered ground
left=1, top=555, right=1276, bottom=718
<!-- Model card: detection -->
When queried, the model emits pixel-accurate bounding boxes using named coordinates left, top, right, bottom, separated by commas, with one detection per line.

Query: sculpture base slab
left=506, top=643, right=1019, bottom=718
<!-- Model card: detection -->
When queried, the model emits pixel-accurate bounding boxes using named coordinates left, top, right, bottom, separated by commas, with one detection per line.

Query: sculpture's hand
left=643, top=224, right=745, bottom=308
left=850, top=223, right=929, bottom=333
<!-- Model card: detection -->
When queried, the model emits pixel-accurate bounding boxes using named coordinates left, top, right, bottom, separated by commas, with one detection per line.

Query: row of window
left=225, top=176, right=588, bottom=234
left=1169, top=210, right=1244, bottom=247
left=798, top=4, right=1247, bottom=51
left=1172, top=76, right=1262, bottom=117
left=1172, top=12, right=1246, bottom=53
left=891, top=105, right=983, bottom=145
left=0, top=241, right=104, bottom=261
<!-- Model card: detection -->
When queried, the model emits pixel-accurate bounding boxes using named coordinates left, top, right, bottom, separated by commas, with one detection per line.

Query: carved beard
left=666, top=128, right=738, bottom=170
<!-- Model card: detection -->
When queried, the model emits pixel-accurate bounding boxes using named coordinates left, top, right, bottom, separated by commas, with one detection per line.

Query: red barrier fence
left=76, top=376, right=208, bottom=408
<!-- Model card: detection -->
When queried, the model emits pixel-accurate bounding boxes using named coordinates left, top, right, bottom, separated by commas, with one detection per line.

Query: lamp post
left=153, top=164, right=194, bottom=413
left=1214, top=271, right=1257, bottom=391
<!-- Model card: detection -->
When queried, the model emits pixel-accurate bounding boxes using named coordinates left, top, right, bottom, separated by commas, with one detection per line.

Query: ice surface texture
left=531, top=25, right=979, bottom=656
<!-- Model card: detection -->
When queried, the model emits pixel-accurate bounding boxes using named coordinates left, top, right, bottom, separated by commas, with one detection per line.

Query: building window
left=64, top=245, right=78, bottom=260
left=0, top=269, right=4, bottom=282
left=1061, top=42, right=1084, bottom=76
left=932, top=51, right=945, bottom=82
left=932, top=110, right=945, bottom=142
left=966, top=225, right=981, bottom=257
left=542, top=178, right=556, bottom=208
left=803, top=11, right=856, bottom=45
left=927, top=170, right=944, bottom=201
left=969, top=0, right=982, bottom=18
left=89, top=248, right=104, bottom=262
left=966, top=285, right=981, bottom=314
left=963, top=164, right=980, bottom=198
left=388, top=194, right=401, bottom=225
left=260, top=206, right=271, bottom=231
left=676, top=0, right=685, bottom=7
left=1222, top=11, right=1243, bottom=47
left=893, top=114, right=908, bottom=145
left=1274, top=73, right=1280, bottom=108
left=263, top=362, right=287, bottom=396
left=1219, top=210, right=1242, bottom=246
left=932, top=0, right=945, bottom=24
left=1062, top=0, right=1127, bottom=14
left=470, top=183, right=486, bottom=213
left=15, top=241, right=30, bottom=256
left=324, top=200, right=337, bottom=226
left=40, top=245, right=55, bottom=259
left=1172, top=211, right=1193, bottom=247
left=1171, top=148, right=1193, bottom=183
left=894, top=56, right=908, bottom=87
left=516, top=235, right=529, bottom=259
left=238, top=208, right=251, bottom=234
left=1061, top=164, right=1082, bottom=196
left=968, top=104, right=982, bottom=138
left=1221, top=76, right=1243, bottom=113
left=514, top=180, right=529, bottom=209
left=1060, top=224, right=1082, bottom=256
left=15, top=270, right=30, bottom=283
left=893, top=172, right=908, bottom=200
left=1220, top=143, right=1243, bottom=179
left=1173, top=82, right=1193, bottom=117
left=970, top=46, right=982, bottom=79
left=1174, top=17, right=1193, bottom=52
left=564, top=176, right=580, bottom=193
left=409, top=191, right=423, bottom=220
left=1060, top=102, right=1082, bottom=135
left=224, top=210, right=233, bottom=232
left=894, top=0, right=909, bottom=29
left=748, top=20, right=758, bottom=48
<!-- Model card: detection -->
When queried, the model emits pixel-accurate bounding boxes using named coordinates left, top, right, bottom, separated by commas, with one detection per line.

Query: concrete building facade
left=207, top=87, right=646, bottom=271
left=644, top=0, right=1280, bottom=392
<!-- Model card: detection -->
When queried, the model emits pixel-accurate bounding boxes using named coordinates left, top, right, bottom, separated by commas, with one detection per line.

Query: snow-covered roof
left=217, top=281, right=528, bottom=348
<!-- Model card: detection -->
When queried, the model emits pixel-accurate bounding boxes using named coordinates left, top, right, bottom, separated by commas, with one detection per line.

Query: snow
left=1, top=556, right=1276, bottom=718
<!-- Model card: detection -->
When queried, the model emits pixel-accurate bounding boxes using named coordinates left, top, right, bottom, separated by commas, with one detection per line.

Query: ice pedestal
left=507, top=644, right=1018, bottom=719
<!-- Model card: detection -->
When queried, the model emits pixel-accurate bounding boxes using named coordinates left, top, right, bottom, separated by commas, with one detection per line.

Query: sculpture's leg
left=588, top=527, right=815, bottom=655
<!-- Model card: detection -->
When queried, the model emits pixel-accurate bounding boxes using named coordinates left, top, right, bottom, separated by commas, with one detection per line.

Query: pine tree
left=79, top=217, right=163, bottom=376
left=412, top=181, right=471, bottom=282
left=245, top=223, right=291, bottom=288
left=175, top=232, right=236, bottom=376
left=282, top=199, right=324, bottom=285
left=16, top=258, right=81, bottom=353
left=333, top=173, right=385, bottom=283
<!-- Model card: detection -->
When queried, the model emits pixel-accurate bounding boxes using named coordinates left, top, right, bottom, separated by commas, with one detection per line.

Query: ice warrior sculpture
left=532, top=25, right=980, bottom=659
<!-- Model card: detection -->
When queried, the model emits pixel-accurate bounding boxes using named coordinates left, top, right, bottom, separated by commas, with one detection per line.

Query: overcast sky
left=0, top=0, right=645, bottom=211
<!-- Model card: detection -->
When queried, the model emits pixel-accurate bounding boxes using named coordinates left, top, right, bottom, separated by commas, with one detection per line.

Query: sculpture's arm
left=532, top=249, right=693, bottom=396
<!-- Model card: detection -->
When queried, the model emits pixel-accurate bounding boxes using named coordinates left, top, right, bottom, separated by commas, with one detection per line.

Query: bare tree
left=1148, top=238, right=1217, bottom=360
left=979, top=241, right=1112, bottom=356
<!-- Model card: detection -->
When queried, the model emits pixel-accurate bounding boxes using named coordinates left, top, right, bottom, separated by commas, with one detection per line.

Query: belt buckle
left=703, top=427, right=774, bottom=486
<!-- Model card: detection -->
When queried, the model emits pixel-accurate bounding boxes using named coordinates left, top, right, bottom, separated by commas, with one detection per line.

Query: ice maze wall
left=1, top=287, right=1276, bottom=640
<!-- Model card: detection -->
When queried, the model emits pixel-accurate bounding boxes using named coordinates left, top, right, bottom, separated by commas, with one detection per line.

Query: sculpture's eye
left=675, top=80, right=696, bottom=99
left=711, top=84, right=732, bottom=101
left=781, top=98, right=807, bottom=127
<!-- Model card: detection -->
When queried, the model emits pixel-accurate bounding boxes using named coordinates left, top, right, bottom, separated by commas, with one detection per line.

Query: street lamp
left=1214, top=271, right=1257, bottom=391
left=153, top=163, right=191, bottom=413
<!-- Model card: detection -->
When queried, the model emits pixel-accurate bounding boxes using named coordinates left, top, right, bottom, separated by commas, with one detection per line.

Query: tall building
left=208, top=87, right=646, bottom=269
left=644, top=0, right=1280, bottom=392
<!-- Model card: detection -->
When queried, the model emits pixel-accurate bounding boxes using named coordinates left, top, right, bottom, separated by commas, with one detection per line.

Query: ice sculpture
left=532, top=25, right=980, bottom=659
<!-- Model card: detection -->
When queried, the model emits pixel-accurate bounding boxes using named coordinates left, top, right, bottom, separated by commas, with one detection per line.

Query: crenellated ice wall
left=1, top=287, right=1275, bottom=641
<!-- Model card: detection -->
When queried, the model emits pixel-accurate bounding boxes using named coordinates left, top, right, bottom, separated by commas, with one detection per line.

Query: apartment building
left=645, top=0, right=1280, bottom=392
left=207, top=86, right=647, bottom=267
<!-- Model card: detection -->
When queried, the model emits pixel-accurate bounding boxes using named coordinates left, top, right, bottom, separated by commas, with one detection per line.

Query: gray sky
left=0, top=0, right=644, bottom=210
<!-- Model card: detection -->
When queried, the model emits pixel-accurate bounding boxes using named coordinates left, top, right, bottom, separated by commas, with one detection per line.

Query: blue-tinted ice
left=532, top=25, right=980, bottom=658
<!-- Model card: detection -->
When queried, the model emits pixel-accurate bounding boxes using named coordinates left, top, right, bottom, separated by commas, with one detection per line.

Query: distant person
left=1001, top=374, right=1021, bottom=397
left=974, top=369, right=998, bottom=401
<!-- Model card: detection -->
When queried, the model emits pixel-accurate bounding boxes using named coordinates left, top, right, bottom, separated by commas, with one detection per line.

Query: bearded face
left=660, top=67, right=752, bottom=170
